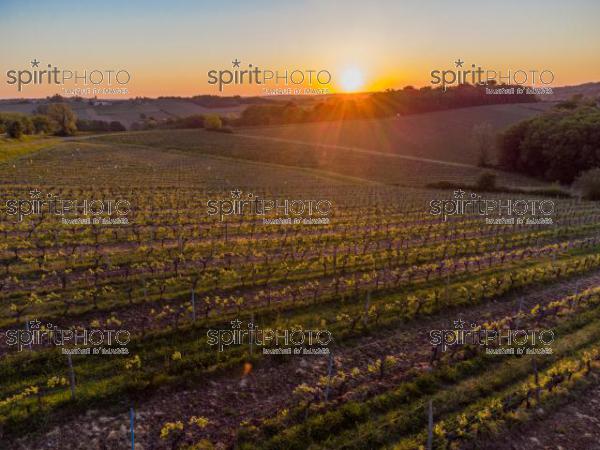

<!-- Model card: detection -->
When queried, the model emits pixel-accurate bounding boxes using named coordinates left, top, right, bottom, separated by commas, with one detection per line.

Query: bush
left=76, top=119, right=125, bottom=132
left=19, top=116, right=34, bottom=134
left=0, top=113, right=34, bottom=136
left=203, top=114, right=222, bottom=130
left=173, top=115, right=205, bottom=129
left=32, top=115, right=53, bottom=134
left=475, top=171, right=497, bottom=191
left=109, top=121, right=127, bottom=132
left=574, top=168, right=600, bottom=200
left=76, top=119, right=109, bottom=132
left=156, top=115, right=206, bottom=130
left=7, top=120, right=24, bottom=138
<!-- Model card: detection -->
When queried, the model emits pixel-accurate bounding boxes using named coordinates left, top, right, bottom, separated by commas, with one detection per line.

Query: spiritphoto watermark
left=3, top=188, right=131, bottom=224
left=207, top=188, right=332, bottom=224
left=207, top=58, right=331, bottom=94
left=429, top=190, right=555, bottom=224
left=2, top=319, right=131, bottom=354
left=430, top=319, right=555, bottom=356
left=207, top=319, right=332, bottom=355
left=5, top=58, right=131, bottom=95
left=430, top=58, right=554, bottom=92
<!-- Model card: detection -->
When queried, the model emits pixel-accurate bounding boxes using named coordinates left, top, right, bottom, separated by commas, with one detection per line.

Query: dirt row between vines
left=480, top=381, right=600, bottom=450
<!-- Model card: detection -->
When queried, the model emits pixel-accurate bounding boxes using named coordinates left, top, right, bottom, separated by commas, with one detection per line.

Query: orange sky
left=1, top=0, right=599, bottom=99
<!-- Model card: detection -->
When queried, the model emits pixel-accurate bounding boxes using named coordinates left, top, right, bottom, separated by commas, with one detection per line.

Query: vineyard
left=1, top=131, right=600, bottom=450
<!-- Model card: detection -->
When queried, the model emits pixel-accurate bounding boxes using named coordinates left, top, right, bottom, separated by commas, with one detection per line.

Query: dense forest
left=499, top=101, right=600, bottom=184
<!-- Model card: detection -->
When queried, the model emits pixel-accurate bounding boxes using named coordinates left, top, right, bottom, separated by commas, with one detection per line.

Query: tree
left=7, top=120, right=24, bottom=138
left=36, top=103, right=77, bottom=136
left=574, top=168, right=600, bottom=200
left=32, top=115, right=53, bottom=134
left=471, top=122, right=495, bottom=167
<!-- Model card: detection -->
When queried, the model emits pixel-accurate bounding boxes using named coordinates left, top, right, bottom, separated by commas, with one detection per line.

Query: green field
left=0, top=135, right=60, bottom=164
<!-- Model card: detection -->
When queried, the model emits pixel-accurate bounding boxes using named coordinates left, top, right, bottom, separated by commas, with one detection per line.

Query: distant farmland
left=93, top=103, right=553, bottom=189
left=0, top=97, right=248, bottom=127
left=238, top=102, right=554, bottom=166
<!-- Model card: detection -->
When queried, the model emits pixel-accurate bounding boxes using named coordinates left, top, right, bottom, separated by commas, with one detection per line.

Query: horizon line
left=1, top=80, right=599, bottom=102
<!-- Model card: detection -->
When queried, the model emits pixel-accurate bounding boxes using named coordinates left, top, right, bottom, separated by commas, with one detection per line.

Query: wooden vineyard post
left=191, top=288, right=196, bottom=322
left=324, top=351, right=334, bottom=402
left=532, top=356, right=540, bottom=405
left=67, top=354, right=76, bottom=400
left=445, top=271, right=450, bottom=303
left=514, top=297, right=524, bottom=330
left=130, top=406, right=135, bottom=450
left=426, top=399, right=433, bottom=450
left=363, top=291, right=371, bottom=327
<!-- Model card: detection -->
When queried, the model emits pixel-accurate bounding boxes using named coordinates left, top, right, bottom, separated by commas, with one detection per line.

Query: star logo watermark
left=28, top=319, right=42, bottom=330
left=29, top=188, right=42, bottom=198
left=453, top=319, right=465, bottom=329
left=454, top=58, right=464, bottom=68
left=230, top=189, right=242, bottom=199
left=453, top=189, right=465, bottom=199
left=230, top=319, right=242, bottom=329
left=232, top=59, right=241, bottom=68
left=31, top=59, right=40, bottom=68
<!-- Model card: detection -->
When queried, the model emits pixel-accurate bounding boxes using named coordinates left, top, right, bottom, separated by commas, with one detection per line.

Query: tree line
left=236, top=82, right=537, bottom=126
left=1, top=103, right=126, bottom=138
left=498, top=97, right=600, bottom=198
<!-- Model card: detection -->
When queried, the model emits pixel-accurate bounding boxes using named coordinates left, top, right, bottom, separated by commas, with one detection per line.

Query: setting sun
left=340, top=67, right=365, bottom=92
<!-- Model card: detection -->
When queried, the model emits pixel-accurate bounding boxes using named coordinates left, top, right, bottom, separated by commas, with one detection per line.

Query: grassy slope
left=237, top=103, right=553, bottom=165
left=91, top=127, right=548, bottom=188
left=0, top=135, right=61, bottom=164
